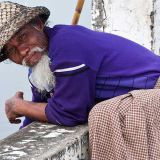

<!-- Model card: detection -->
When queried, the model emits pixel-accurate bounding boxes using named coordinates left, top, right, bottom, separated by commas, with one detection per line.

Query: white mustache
left=22, top=47, right=45, bottom=66
left=30, top=47, right=45, bottom=53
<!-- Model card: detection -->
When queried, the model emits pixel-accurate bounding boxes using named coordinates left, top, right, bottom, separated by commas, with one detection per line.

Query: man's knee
left=89, top=100, right=115, bottom=123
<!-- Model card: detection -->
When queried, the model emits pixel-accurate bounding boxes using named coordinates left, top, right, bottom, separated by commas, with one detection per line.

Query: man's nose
left=18, top=45, right=30, bottom=56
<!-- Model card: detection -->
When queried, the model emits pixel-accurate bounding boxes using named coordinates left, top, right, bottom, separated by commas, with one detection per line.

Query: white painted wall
left=92, top=0, right=154, bottom=50
left=153, top=0, right=160, bottom=54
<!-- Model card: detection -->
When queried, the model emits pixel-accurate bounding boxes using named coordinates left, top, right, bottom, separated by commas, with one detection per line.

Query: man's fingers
left=15, top=91, right=24, bottom=99
left=14, top=119, right=21, bottom=124
left=9, top=118, right=21, bottom=124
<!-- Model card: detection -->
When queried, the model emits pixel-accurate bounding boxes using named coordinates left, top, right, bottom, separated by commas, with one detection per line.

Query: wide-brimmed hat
left=0, top=1, right=50, bottom=62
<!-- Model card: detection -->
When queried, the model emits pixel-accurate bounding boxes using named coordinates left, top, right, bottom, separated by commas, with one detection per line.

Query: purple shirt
left=21, top=25, right=160, bottom=128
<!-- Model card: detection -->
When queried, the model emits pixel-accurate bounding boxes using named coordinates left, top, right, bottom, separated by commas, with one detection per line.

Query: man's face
left=4, top=23, right=48, bottom=67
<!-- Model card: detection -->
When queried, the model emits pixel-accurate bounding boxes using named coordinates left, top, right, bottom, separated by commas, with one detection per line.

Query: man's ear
left=37, top=19, right=45, bottom=31
left=32, top=17, right=45, bottom=31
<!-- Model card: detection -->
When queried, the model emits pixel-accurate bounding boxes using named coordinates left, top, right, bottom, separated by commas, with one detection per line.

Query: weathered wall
left=0, top=123, right=89, bottom=160
left=92, top=0, right=154, bottom=51
left=153, top=0, right=160, bottom=54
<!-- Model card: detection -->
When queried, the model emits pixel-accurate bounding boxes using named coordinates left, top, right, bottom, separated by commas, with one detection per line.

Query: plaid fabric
left=89, top=78, right=160, bottom=160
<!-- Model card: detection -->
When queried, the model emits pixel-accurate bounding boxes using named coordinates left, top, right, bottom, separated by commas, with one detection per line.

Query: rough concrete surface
left=0, top=123, right=89, bottom=160
left=153, top=0, right=160, bottom=54
left=92, top=0, right=153, bottom=50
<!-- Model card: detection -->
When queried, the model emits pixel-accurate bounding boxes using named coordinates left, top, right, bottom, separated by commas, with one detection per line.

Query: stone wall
left=153, top=0, right=160, bottom=54
left=0, top=123, right=89, bottom=160
left=92, top=0, right=160, bottom=54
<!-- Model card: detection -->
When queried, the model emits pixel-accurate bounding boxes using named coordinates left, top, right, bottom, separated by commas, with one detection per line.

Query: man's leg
left=89, top=90, right=160, bottom=160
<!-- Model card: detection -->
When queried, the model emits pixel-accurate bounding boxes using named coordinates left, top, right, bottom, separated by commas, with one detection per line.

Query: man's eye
left=18, top=33, right=26, bottom=42
left=7, top=47, right=16, bottom=55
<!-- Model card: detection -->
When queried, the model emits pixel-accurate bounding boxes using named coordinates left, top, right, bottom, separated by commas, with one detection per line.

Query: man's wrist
left=15, top=99, right=48, bottom=122
left=14, top=98, right=28, bottom=116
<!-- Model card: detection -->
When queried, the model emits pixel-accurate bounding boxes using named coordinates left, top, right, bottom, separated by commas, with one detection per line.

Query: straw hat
left=0, top=1, right=50, bottom=62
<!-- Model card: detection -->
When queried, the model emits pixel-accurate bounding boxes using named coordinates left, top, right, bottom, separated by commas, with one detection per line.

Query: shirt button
left=50, top=93, right=53, bottom=97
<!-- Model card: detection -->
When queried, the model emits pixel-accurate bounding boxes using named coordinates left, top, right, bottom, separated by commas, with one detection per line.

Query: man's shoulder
left=47, top=25, right=93, bottom=54
left=45, top=24, right=92, bottom=39
left=45, top=24, right=86, bottom=32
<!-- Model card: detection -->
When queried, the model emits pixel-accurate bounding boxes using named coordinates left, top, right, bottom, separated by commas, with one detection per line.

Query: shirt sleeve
left=21, top=70, right=50, bottom=128
left=45, top=63, right=96, bottom=126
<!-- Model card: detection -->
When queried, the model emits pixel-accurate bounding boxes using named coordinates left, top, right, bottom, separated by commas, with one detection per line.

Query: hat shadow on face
left=0, top=1, right=50, bottom=62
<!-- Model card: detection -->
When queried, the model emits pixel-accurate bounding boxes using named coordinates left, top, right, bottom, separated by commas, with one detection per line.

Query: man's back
left=46, top=24, right=160, bottom=100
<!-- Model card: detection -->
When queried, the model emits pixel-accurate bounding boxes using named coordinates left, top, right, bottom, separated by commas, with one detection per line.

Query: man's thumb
left=15, top=91, right=24, bottom=99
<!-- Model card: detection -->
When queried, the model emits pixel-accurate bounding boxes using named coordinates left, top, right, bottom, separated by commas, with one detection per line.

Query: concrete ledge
left=0, top=122, right=89, bottom=160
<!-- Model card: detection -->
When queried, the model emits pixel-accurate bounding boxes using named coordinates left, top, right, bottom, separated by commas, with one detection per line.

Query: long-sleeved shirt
left=21, top=24, right=160, bottom=128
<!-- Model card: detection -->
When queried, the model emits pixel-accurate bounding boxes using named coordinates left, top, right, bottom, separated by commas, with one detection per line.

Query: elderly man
left=1, top=1, right=160, bottom=159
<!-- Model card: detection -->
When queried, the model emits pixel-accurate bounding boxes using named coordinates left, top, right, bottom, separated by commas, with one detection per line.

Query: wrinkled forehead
left=5, top=24, right=32, bottom=45
left=12, top=24, right=31, bottom=38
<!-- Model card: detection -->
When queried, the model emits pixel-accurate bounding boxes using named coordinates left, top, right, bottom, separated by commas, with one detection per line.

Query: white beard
left=29, top=54, right=55, bottom=92
left=22, top=47, right=45, bottom=66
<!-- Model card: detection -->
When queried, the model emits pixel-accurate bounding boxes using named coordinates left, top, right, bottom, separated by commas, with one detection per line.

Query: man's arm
left=5, top=66, right=96, bottom=126
left=5, top=91, right=48, bottom=124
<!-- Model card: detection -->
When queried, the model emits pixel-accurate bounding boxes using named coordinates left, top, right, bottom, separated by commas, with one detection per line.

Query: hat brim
left=0, top=6, right=50, bottom=62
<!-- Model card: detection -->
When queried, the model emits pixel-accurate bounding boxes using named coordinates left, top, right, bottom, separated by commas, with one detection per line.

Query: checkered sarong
left=89, top=78, right=160, bottom=160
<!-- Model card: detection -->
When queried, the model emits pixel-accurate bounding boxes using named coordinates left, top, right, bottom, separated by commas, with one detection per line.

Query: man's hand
left=5, top=91, right=48, bottom=124
left=5, top=91, right=24, bottom=124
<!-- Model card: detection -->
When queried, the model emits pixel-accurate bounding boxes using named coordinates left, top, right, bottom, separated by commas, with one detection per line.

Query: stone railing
left=0, top=122, right=89, bottom=160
